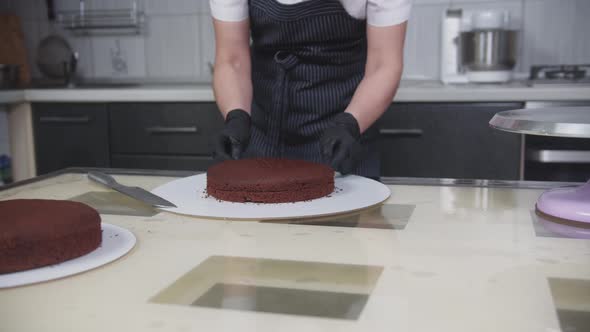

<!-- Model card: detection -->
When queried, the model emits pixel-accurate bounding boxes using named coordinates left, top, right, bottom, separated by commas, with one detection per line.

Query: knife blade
left=87, top=171, right=177, bottom=208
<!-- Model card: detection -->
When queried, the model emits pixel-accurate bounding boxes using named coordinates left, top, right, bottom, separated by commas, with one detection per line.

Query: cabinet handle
left=39, top=116, right=91, bottom=124
left=379, top=129, right=423, bottom=136
left=145, top=126, right=198, bottom=134
left=526, top=149, right=590, bottom=164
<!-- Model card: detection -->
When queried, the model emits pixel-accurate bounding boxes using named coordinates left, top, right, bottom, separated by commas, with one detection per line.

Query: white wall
left=405, top=0, right=590, bottom=79
left=2, top=0, right=590, bottom=81
left=2, top=0, right=213, bottom=82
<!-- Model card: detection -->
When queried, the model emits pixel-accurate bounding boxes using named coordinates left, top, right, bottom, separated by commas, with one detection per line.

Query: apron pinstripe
left=245, top=0, right=380, bottom=178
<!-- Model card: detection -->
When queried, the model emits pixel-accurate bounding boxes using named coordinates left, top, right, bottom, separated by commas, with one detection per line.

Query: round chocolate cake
left=207, top=158, right=335, bottom=203
left=0, top=199, right=102, bottom=274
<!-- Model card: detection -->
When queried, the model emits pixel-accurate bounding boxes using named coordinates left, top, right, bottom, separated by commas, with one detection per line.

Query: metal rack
left=57, top=0, right=144, bottom=34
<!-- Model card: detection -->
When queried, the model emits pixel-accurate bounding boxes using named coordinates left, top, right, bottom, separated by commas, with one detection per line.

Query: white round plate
left=0, top=223, right=135, bottom=288
left=152, top=174, right=391, bottom=220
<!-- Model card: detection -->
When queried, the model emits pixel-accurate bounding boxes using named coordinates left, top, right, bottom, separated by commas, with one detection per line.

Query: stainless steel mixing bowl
left=460, top=30, right=518, bottom=71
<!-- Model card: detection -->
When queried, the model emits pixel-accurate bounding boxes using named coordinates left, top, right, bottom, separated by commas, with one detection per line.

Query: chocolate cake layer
left=208, top=183, right=333, bottom=203
left=0, top=199, right=102, bottom=274
left=207, top=158, right=334, bottom=203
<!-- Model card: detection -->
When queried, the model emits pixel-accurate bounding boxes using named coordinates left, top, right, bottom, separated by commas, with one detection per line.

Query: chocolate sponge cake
left=0, top=199, right=102, bottom=274
left=207, top=158, right=334, bottom=203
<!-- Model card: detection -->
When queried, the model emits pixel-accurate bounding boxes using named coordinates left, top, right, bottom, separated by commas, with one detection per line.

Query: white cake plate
left=0, top=223, right=136, bottom=288
left=151, top=174, right=391, bottom=220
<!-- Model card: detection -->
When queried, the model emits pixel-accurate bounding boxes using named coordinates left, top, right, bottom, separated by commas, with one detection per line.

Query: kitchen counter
left=0, top=90, right=25, bottom=104
left=1, top=80, right=589, bottom=103
left=1, top=168, right=589, bottom=332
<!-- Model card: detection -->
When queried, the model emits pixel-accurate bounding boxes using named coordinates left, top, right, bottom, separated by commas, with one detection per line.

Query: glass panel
left=151, top=256, right=383, bottom=320
left=192, top=283, right=369, bottom=320
left=549, top=278, right=590, bottom=332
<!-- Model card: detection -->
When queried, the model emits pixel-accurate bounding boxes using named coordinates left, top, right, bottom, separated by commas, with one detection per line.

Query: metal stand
left=537, top=180, right=590, bottom=224
left=490, top=107, right=590, bottom=226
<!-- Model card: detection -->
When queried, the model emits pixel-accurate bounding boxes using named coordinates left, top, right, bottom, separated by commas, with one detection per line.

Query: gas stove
left=528, top=64, right=590, bottom=86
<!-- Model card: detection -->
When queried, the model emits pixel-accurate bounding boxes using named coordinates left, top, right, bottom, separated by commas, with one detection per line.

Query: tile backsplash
left=3, top=0, right=590, bottom=82
left=91, top=36, right=147, bottom=78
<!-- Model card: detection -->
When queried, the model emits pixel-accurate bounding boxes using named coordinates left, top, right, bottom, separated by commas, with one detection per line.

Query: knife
left=87, top=171, right=177, bottom=208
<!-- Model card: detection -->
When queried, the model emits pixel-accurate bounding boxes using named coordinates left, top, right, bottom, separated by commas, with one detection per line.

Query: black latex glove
left=320, top=112, right=363, bottom=175
left=214, top=109, right=251, bottom=161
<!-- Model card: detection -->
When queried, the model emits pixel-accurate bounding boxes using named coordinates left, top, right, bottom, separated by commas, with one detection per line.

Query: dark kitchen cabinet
left=33, top=103, right=110, bottom=175
left=33, top=102, right=224, bottom=174
left=109, top=103, right=224, bottom=171
left=378, top=102, right=523, bottom=180
left=110, top=155, right=215, bottom=171
left=32, top=101, right=525, bottom=179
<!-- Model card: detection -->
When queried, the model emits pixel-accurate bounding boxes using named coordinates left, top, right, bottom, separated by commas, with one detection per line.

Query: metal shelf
left=56, top=1, right=144, bottom=34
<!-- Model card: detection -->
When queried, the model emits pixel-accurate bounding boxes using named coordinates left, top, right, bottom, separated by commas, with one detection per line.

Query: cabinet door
left=378, top=103, right=523, bottom=180
left=109, top=103, right=224, bottom=155
left=33, top=104, right=110, bottom=175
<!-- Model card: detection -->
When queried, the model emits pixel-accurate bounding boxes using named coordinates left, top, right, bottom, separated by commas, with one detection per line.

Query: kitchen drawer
left=109, top=103, right=224, bottom=155
left=378, top=102, right=523, bottom=180
left=111, top=154, right=214, bottom=171
left=33, top=103, right=110, bottom=175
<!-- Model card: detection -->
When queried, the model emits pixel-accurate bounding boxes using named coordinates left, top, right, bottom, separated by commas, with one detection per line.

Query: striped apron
left=245, top=0, right=380, bottom=178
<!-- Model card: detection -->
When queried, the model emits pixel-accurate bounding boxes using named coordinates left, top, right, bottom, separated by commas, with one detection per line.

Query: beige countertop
left=1, top=80, right=589, bottom=104
left=1, top=170, right=589, bottom=332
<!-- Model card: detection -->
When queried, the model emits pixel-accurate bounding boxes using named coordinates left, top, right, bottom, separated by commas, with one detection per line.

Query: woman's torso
left=248, top=0, right=367, bottom=144
left=210, top=0, right=412, bottom=27
left=258, top=0, right=367, bottom=19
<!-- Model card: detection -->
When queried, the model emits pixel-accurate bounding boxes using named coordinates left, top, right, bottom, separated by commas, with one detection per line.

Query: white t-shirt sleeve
left=367, top=0, right=412, bottom=27
left=209, top=0, right=249, bottom=22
